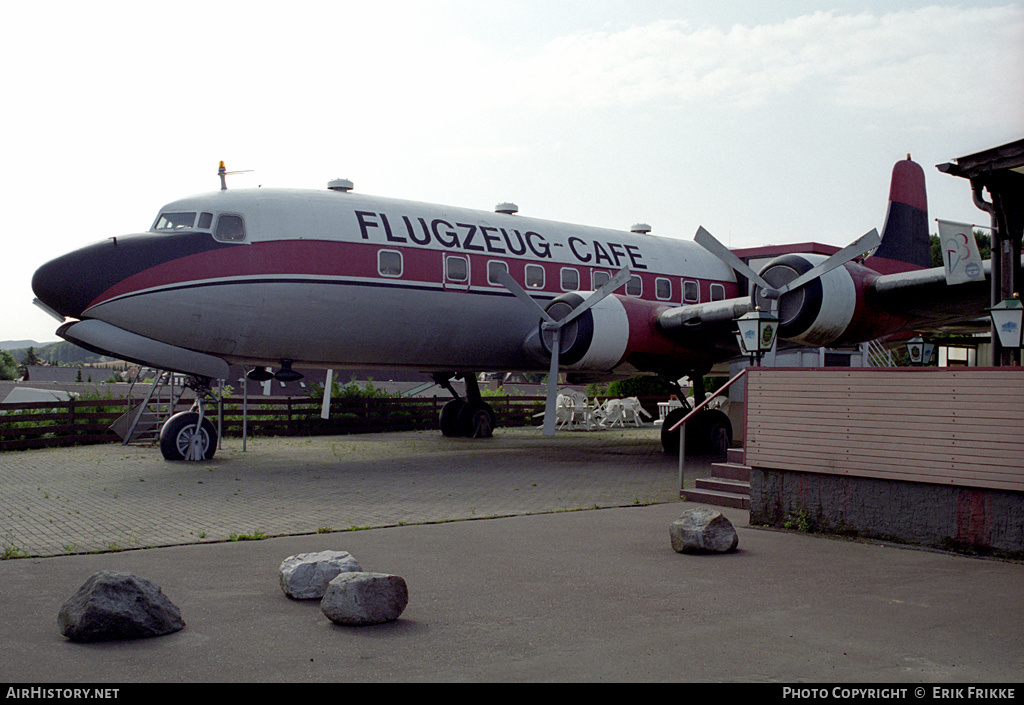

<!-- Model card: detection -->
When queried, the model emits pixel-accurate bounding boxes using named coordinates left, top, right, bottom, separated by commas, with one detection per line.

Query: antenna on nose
left=218, top=161, right=254, bottom=190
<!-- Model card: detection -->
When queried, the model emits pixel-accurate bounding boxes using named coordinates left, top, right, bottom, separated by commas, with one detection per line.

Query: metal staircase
left=109, top=369, right=186, bottom=445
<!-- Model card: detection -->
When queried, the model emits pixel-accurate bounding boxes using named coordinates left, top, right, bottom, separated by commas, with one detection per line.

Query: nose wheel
left=159, top=377, right=219, bottom=461
left=160, top=410, right=218, bottom=460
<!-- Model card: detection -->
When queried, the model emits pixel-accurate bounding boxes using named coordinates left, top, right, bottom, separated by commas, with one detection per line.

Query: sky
left=2, top=0, right=1022, bottom=343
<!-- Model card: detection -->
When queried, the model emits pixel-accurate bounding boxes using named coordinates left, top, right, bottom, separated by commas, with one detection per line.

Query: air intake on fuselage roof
left=495, top=202, right=518, bottom=215
left=630, top=223, right=652, bottom=234
left=328, top=178, right=354, bottom=192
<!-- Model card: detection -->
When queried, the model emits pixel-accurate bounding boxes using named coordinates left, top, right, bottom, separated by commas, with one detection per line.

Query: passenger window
left=625, top=275, right=642, bottom=297
left=487, top=261, right=508, bottom=286
left=560, top=268, right=580, bottom=291
left=197, top=212, right=214, bottom=229
left=710, top=283, right=726, bottom=301
left=446, top=255, right=468, bottom=283
left=154, top=212, right=196, bottom=231
left=214, top=214, right=246, bottom=242
left=655, top=277, right=672, bottom=301
left=683, top=280, right=699, bottom=303
left=378, top=250, right=403, bottom=277
left=525, top=264, right=545, bottom=289
left=592, top=271, right=610, bottom=289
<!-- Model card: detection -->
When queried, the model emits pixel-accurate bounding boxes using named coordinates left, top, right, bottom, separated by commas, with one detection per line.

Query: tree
left=0, top=350, right=18, bottom=380
left=18, top=346, right=41, bottom=377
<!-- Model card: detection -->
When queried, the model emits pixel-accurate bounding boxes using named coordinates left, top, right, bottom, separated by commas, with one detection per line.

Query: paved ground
left=0, top=427, right=691, bottom=557
left=1, top=427, right=1022, bottom=683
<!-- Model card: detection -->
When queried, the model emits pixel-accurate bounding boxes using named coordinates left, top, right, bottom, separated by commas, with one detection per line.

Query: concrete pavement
left=0, top=428, right=1021, bottom=683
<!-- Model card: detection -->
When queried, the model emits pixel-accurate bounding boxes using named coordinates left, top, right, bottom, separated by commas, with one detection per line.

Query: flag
left=937, top=219, right=984, bottom=285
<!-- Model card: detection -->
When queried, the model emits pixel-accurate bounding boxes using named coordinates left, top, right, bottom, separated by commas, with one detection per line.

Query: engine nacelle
left=533, top=293, right=692, bottom=373
left=753, top=254, right=898, bottom=347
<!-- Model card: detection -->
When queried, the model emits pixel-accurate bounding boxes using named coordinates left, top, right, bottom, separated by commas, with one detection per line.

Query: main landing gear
left=658, top=371, right=732, bottom=457
left=159, top=376, right=219, bottom=461
left=434, top=372, right=496, bottom=439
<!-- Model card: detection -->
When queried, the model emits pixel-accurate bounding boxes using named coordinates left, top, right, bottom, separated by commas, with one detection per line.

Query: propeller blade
left=776, top=229, right=881, bottom=296
left=495, top=269, right=557, bottom=324
left=498, top=265, right=630, bottom=436
left=557, top=266, right=632, bottom=327
left=694, top=226, right=775, bottom=294
left=320, top=369, right=333, bottom=419
left=542, top=326, right=561, bottom=436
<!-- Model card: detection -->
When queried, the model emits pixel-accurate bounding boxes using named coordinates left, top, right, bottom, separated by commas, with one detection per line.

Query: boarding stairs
left=682, top=447, right=752, bottom=509
left=110, top=369, right=187, bottom=445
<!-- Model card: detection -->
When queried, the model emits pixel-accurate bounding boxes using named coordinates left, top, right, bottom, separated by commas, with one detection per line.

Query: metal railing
left=669, top=367, right=749, bottom=484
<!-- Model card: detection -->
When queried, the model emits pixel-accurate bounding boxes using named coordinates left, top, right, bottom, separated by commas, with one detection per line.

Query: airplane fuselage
left=34, top=186, right=738, bottom=377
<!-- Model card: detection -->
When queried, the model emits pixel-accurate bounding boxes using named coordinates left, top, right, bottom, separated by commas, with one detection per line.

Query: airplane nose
left=32, top=231, right=235, bottom=321
left=32, top=240, right=123, bottom=319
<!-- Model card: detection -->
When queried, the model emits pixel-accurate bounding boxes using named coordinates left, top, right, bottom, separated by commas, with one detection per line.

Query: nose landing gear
left=159, top=376, right=219, bottom=461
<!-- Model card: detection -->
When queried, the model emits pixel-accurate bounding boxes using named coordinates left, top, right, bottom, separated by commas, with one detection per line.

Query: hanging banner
left=937, top=219, right=984, bottom=285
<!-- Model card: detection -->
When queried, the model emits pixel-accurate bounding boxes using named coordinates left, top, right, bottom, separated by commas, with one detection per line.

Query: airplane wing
left=653, top=256, right=1023, bottom=356
left=654, top=297, right=753, bottom=359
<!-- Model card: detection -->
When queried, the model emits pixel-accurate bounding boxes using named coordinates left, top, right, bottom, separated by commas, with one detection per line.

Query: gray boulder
left=670, top=507, right=739, bottom=554
left=320, top=572, right=408, bottom=626
left=279, top=550, right=363, bottom=599
left=58, top=571, right=184, bottom=642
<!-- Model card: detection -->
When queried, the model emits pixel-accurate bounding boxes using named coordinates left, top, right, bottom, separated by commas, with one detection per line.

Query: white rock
left=320, top=572, right=408, bottom=626
left=670, top=507, right=739, bottom=554
left=279, top=551, right=362, bottom=599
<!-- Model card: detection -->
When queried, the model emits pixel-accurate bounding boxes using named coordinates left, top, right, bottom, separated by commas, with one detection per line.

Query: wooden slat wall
left=745, top=368, right=1024, bottom=492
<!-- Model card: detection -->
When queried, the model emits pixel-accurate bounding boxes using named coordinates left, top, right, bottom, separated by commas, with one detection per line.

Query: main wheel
left=439, top=399, right=467, bottom=437
left=457, top=401, right=496, bottom=438
left=160, top=411, right=217, bottom=461
left=661, top=408, right=732, bottom=456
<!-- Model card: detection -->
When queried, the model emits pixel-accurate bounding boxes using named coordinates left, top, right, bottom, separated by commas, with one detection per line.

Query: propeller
left=694, top=226, right=881, bottom=312
left=496, top=266, right=632, bottom=436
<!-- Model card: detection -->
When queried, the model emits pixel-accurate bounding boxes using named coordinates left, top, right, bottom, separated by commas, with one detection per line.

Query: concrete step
left=727, top=447, right=745, bottom=465
left=680, top=487, right=750, bottom=510
left=708, top=462, right=751, bottom=482
left=696, top=476, right=750, bottom=495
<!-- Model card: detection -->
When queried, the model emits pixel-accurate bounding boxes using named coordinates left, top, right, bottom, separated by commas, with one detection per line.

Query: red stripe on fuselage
left=85, top=238, right=738, bottom=311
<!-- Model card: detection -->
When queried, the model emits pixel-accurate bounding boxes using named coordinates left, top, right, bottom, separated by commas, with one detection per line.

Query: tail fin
left=863, top=155, right=931, bottom=273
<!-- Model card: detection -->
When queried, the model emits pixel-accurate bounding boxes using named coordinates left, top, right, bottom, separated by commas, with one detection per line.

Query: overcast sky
left=3, top=0, right=1022, bottom=343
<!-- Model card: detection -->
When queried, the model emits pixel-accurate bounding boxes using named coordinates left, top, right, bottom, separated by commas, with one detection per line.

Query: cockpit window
left=214, top=214, right=246, bottom=242
left=154, top=212, right=197, bottom=230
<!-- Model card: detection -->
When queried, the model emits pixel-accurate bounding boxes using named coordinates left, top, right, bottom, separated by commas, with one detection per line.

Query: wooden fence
left=0, top=394, right=662, bottom=452
left=744, top=368, right=1024, bottom=492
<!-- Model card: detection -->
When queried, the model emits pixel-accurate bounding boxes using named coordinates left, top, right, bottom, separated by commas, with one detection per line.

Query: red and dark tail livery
left=863, top=155, right=930, bottom=273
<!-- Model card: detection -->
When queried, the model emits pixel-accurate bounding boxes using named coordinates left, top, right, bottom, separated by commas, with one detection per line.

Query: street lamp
left=906, top=337, right=935, bottom=366
left=736, top=307, right=779, bottom=366
left=988, top=294, right=1024, bottom=357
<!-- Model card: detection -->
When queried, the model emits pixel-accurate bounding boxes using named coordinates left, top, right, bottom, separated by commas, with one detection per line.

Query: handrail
left=674, top=366, right=750, bottom=487
left=668, top=367, right=748, bottom=433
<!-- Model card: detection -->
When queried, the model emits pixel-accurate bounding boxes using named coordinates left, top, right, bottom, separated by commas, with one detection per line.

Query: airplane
left=31, top=156, right=997, bottom=461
